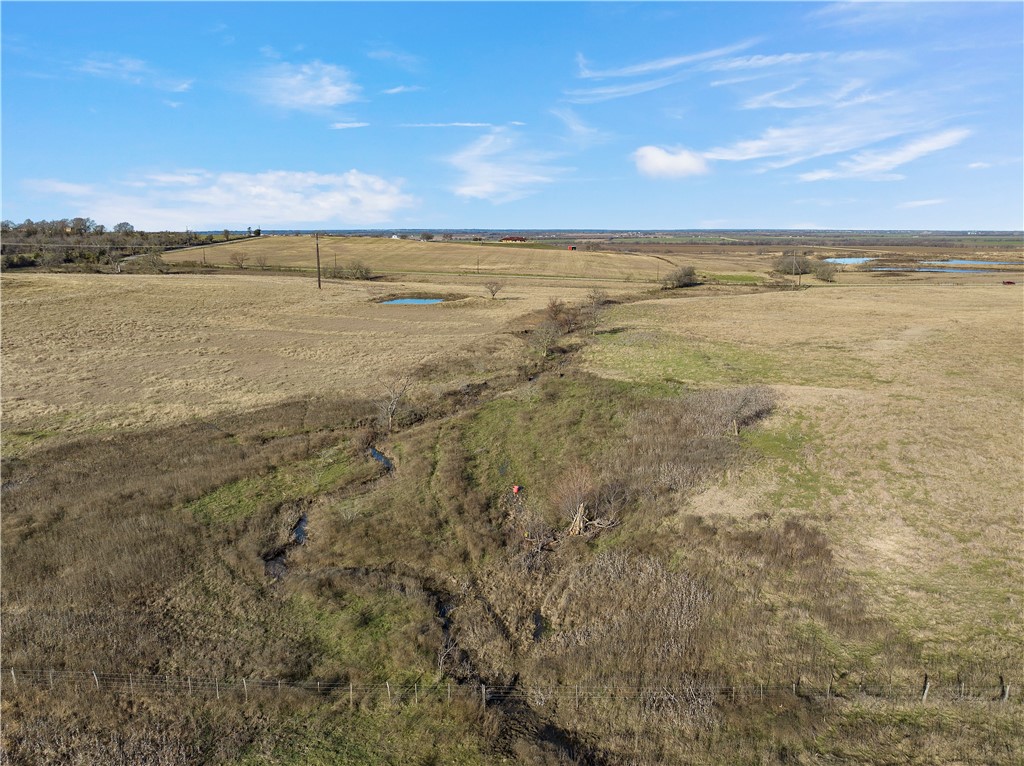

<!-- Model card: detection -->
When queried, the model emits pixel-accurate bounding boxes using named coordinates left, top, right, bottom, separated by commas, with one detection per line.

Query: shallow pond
left=825, top=257, right=873, bottom=265
left=869, top=267, right=995, bottom=274
left=923, top=260, right=1023, bottom=267
left=381, top=298, right=444, bottom=305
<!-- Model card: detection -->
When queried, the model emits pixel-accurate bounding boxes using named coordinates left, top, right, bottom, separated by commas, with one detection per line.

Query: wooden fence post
left=216, top=679, right=220, bottom=700
left=92, top=671, right=99, bottom=690
left=9, top=668, right=15, bottom=687
left=480, top=683, right=486, bottom=707
left=49, top=670, right=54, bottom=690
left=921, top=674, right=930, bottom=703
left=349, top=682, right=354, bottom=709
left=1000, top=676, right=1010, bottom=703
left=386, top=681, right=392, bottom=706
left=243, top=678, right=248, bottom=703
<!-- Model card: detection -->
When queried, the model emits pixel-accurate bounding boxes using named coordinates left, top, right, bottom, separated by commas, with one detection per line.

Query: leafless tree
left=378, top=376, right=412, bottom=432
left=228, top=251, right=249, bottom=269
left=483, top=281, right=504, bottom=299
left=255, top=253, right=269, bottom=270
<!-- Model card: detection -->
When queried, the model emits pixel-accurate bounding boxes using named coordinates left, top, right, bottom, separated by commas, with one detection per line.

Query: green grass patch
left=185, top=445, right=363, bottom=524
left=742, top=415, right=841, bottom=512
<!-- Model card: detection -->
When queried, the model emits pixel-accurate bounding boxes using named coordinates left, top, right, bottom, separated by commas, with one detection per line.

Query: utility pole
left=315, top=232, right=322, bottom=290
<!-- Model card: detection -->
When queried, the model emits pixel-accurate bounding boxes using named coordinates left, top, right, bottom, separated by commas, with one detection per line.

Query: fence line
left=1, top=668, right=1014, bottom=708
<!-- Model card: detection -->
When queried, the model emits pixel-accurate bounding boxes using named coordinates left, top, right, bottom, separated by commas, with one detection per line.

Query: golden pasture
left=0, top=272, right=608, bottom=444
left=584, top=284, right=1024, bottom=666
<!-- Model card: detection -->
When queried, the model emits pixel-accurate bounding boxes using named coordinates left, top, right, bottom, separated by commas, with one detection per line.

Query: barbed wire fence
left=2, top=668, right=1014, bottom=710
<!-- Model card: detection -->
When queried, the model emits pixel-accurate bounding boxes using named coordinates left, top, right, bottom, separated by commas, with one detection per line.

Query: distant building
left=500, top=235, right=527, bottom=242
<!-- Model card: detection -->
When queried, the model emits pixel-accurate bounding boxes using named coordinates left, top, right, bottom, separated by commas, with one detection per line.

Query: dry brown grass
left=584, top=284, right=1024, bottom=678
left=0, top=272, right=621, bottom=448
left=163, top=235, right=673, bottom=282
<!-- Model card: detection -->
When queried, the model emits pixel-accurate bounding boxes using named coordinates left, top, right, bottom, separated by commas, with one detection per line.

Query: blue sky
left=2, top=1, right=1021, bottom=230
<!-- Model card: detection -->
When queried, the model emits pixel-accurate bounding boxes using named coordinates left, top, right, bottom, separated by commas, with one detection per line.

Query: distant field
left=584, top=284, right=1024, bottom=670
left=0, top=272, right=610, bottom=446
left=163, top=235, right=675, bottom=282
left=163, top=235, right=1024, bottom=288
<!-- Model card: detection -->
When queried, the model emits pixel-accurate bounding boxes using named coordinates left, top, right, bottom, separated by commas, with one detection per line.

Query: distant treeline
left=0, top=218, right=259, bottom=269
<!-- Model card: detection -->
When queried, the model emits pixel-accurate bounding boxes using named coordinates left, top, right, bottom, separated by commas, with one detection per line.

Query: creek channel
left=263, top=446, right=395, bottom=579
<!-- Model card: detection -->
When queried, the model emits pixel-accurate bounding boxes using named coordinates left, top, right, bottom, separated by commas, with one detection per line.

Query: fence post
left=92, top=671, right=100, bottom=690
left=480, top=683, right=486, bottom=707
left=386, top=681, right=392, bottom=706
left=349, top=682, right=354, bottom=709
left=216, top=679, right=220, bottom=700
left=129, top=673, right=134, bottom=697
left=243, top=678, right=248, bottom=703
left=1000, top=676, right=1010, bottom=703
left=921, top=674, right=930, bottom=703
left=49, top=670, right=54, bottom=690
left=9, top=668, right=15, bottom=687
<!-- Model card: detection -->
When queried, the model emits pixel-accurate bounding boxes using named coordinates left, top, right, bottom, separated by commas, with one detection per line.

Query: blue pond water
left=923, top=260, right=1023, bottom=267
left=870, top=267, right=994, bottom=274
left=382, top=298, right=443, bottom=305
left=825, top=257, right=873, bottom=265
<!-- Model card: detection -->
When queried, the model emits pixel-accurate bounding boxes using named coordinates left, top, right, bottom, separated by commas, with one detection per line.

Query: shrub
left=812, top=261, right=838, bottom=282
left=663, top=266, right=699, bottom=288
left=774, top=253, right=812, bottom=275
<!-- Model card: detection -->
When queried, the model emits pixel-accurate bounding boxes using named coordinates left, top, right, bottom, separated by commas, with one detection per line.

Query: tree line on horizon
left=0, top=218, right=261, bottom=269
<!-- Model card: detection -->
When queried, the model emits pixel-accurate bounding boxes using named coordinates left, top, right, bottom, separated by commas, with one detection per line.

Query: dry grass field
left=2, top=237, right=1022, bottom=764
left=583, top=284, right=1024, bottom=674
left=163, top=236, right=674, bottom=282
left=164, top=235, right=1024, bottom=288
left=1, top=272, right=625, bottom=448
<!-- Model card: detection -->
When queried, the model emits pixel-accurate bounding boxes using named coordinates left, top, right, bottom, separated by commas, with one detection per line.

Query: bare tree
left=107, top=251, right=125, bottom=274
left=483, top=281, right=505, bottom=299
left=228, top=251, right=249, bottom=269
left=378, top=376, right=412, bottom=433
left=255, top=253, right=269, bottom=270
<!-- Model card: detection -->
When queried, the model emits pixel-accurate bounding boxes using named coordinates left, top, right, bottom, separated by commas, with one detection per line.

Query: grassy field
left=2, top=238, right=1022, bottom=764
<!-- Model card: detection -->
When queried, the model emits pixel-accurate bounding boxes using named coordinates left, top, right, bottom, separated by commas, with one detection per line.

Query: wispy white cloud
left=741, top=79, right=876, bottom=110
left=448, top=129, right=566, bottom=203
left=28, top=169, right=415, bottom=229
left=898, top=199, right=945, bottom=209
left=255, top=61, right=361, bottom=112
left=704, top=112, right=911, bottom=168
left=382, top=85, right=423, bottom=95
left=706, top=52, right=827, bottom=72
left=632, top=146, right=709, bottom=178
left=330, top=122, right=370, bottom=130
left=77, top=54, right=149, bottom=83
left=576, top=40, right=757, bottom=79
left=551, top=108, right=609, bottom=148
left=799, top=128, right=971, bottom=181
left=565, top=70, right=693, bottom=104
left=77, top=54, right=191, bottom=93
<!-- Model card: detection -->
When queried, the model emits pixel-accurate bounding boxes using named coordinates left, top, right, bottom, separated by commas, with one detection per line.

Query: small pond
left=869, top=267, right=995, bottom=274
left=825, top=257, right=873, bottom=265
left=923, top=260, right=1023, bottom=267
left=381, top=298, right=444, bottom=305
